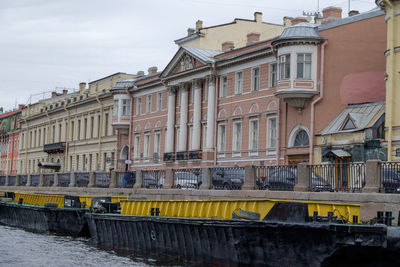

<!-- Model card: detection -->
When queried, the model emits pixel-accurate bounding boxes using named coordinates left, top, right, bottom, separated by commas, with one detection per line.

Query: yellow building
left=376, top=0, right=400, bottom=160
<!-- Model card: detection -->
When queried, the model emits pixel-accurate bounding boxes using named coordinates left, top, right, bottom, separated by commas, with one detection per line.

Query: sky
left=0, top=0, right=377, bottom=112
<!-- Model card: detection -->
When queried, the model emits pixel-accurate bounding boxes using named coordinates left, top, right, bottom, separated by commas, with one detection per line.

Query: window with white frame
left=122, top=99, right=130, bottom=116
left=279, top=54, right=290, bottom=80
left=235, top=72, right=243, bottom=94
left=232, top=121, right=242, bottom=152
left=293, top=130, right=309, bottom=147
left=113, top=100, right=118, bottom=117
left=146, top=95, right=152, bottom=113
left=136, top=98, right=142, bottom=115
left=252, top=67, right=260, bottom=91
left=143, top=133, right=150, bottom=158
left=249, top=119, right=259, bottom=151
left=134, top=135, right=140, bottom=159
left=220, top=76, right=227, bottom=97
left=270, top=63, right=277, bottom=88
left=297, top=53, right=311, bottom=79
left=267, top=117, right=277, bottom=148
left=154, top=132, right=161, bottom=156
left=217, top=124, right=226, bottom=152
left=157, top=92, right=162, bottom=111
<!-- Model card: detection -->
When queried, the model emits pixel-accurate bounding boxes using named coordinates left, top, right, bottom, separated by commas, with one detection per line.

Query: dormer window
left=297, top=53, right=312, bottom=79
left=279, top=54, right=290, bottom=80
left=341, top=117, right=356, bottom=131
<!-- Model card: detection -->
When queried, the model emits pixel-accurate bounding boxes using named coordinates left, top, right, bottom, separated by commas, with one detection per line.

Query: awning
left=325, top=149, right=351, bottom=158
left=38, top=162, right=61, bottom=170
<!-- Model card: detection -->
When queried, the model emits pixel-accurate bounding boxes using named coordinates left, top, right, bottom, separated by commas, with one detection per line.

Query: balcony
left=163, top=152, right=175, bottom=162
left=189, top=150, right=202, bottom=160
left=176, top=151, right=189, bottom=161
left=274, top=81, right=318, bottom=111
left=44, top=142, right=66, bottom=154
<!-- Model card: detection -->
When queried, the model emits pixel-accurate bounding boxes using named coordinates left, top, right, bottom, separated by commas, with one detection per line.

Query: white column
left=178, top=84, right=189, bottom=152
left=192, top=79, right=202, bottom=151
left=206, top=75, right=216, bottom=151
left=165, top=87, right=176, bottom=153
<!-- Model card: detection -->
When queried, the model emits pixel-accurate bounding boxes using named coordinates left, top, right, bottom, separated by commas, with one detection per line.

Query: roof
left=89, top=72, right=130, bottom=84
left=319, top=102, right=385, bottom=135
left=276, top=22, right=323, bottom=41
left=111, top=79, right=137, bottom=91
left=325, top=149, right=352, bottom=158
left=182, top=46, right=222, bottom=63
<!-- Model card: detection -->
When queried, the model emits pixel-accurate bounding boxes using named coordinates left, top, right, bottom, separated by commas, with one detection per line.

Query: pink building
left=112, top=7, right=386, bottom=171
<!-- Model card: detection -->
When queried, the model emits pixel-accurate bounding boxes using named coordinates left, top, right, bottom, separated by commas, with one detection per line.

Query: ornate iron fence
left=94, top=172, right=111, bottom=188
left=58, top=173, right=71, bottom=187
left=173, top=168, right=202, bottom=189
left=43, top=174, right=54, bottom=187
left=380, top=162, right=400, bottom=193
left=255, top=165, right=297, bottom=191
left=0, top=175, right=6, bottom=186
left=8, top=175, right=16, bottom=186
left=19, top=175, right=28, bottom=186
left=75, top=171, right=90, bottom=187
left=210, top=166, right=244, bottom=190
left=142, top=170, right=166, bottom=188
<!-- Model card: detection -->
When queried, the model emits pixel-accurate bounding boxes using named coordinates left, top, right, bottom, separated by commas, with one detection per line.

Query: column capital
left=168, top=86, right=177, bottom=96
left=192, top=79, right=202, bottom=89
left=179, top=82, right=189, bottom=92
left=206, top=75, right=216, bottom=85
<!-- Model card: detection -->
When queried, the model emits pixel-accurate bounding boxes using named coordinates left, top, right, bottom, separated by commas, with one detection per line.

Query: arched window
left=293, top=130, right=309, bottom=147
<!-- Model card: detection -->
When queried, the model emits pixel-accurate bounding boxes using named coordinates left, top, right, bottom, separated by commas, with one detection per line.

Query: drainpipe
left=309, top=40, right=328, bottom=164
left=126, top=88, right=134, bottom=169
left=275, top=99, right=280, bottom=165
left=95, top=94, right=104, bottom=170
left=63, top=102, right=70, bottom=172
left=212, top=62, right=219, bottom=166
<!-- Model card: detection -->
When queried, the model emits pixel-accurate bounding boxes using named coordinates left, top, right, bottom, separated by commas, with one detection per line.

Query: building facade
left=18, top=72, right=138, bottom=174
left=112, top=7, right=387, bottom=171
left=0, top=106, right=23, bottom=175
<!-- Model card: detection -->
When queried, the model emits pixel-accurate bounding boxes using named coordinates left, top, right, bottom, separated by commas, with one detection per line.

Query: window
left=90, top=117, right=94, bottom=138
left=134, top=135, right=140, bottom=159
left=71, top=121, right=74, bottom=141
left=146, top=95, right=152, bottom=113
left=58, top=124, right=62, bottom=142
left=217, top=124, right=226, bottom=152
left=220, top=76, right=227, bottom=97
left=279, top=54, right=290, bottom=80
left=267, top=117, right=277, bottom=148
left=84, top=118, right=87, bottom=139
left=297, top=53, right=311, bottom=79
left=232, top=121, right=242, bottom=152
left=77, top=120, right=81, bottom=140
left=342, top=117, right=356, bottom=130
left=189, top=127, right=193, bottom=150
left=104, top=113, right=109, bottom=136
left=293, top=130, right=309, bottom=147
left=235, top=72, right=243, bottom=94
left=113, top=100, right=118, bottom=117
left=176, top=129, right=180, bottom=151
left=252, top=67, right=260, bottom=91
left=154, top=132, right=161, bottom=156
left=136, top=97, right=142, bottom=115
left=203, top=125, right=207, bottom=149
left=157, top=92, right=162, bottom=111
left=97, top=115, right=100, bottom=137
left=122, top=100, right=130, bottom=116
left=144, top=134, right=150, bottom=158
left=43, top=128, right=46, bottom=145
left=52, top=125, right=55, bottom=143
left=249, top=120, right=259, bottom=151
left=270, top=63, right=277, bottom=88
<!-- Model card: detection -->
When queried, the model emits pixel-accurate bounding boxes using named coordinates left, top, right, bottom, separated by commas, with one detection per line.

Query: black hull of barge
left=0, top=202, right=87, bottom=236
left=85, top=213, right=391, bottom=266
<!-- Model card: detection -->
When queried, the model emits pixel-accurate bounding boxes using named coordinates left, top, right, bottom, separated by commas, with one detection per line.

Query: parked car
left=175, top=171, right=202, bottom=189
left=264, top=168, right=333, bottom=192
left=143, top=172, right=165, bottom=189
left=381, top=168, right=400, bottom=193
left=211, top=167, right=244, bottom=190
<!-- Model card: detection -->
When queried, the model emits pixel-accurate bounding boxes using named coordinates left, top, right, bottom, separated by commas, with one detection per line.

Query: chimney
left=51, top=91, right=58, bottom=97
left=246, top=32, right=260, bottom=46
left=348, top=10, right=359, bottom=17
left=187, top=28, right=195, bottom=36
left=290, top=17, right=309, bottom=25
left=254, top=12, right=262, bottom=23
left=79, top=82, right=86, bottom=94
left=18, top=104, right=25, bottom=110
left=137, top=71, right=145, bottom=76
left=62, top=89, right=68, bottom=95
left=322, top=6, right=342, bottom=23
left=283, top=16, right=293, bottom=27
left=195, top=20, right=203, bottom=31
left=222, top=41, right=234, bottom=52
left=148, top=66, right=158, bottom=75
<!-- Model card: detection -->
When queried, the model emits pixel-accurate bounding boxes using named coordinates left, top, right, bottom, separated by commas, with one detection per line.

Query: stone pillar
left=199, top=167, right=211, bottom=190
left=165, top=87, right=176, bottom=153
left=163, top=169, right=174, bottom=189
left=205, top=75, right=216, bottom=151
left=178, top=84, right=189, bottom=152
left=294, top=163, right=310, bottom=192
left=109, top=171, right=117, bottom=188
left=88, top=171, right=95, bottom=187
left=133, top=170, right=142, bottom=189
left=363, top=160, right=381, bottom=193
left=4, top=175, right=9, bottom=186
left=53, top=173, right=59, bottom=187
left=26, top=174, right=32, bottom=186
left=38, top=173, right=44, bottom=187
left=192, top=79, right=202, bottom=151
left=69, top=172, right=76, bottom=187
left=15, top=174, right=20, bottom=186
left=242, top=165, right=256, bottom=190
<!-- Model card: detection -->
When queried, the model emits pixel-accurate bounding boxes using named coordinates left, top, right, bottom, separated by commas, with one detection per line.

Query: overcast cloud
left=0, top=0, right=376, bottom=111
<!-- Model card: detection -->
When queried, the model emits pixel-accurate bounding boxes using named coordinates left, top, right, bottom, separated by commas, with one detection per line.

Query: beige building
left=18, top=72, right=138, bottom=174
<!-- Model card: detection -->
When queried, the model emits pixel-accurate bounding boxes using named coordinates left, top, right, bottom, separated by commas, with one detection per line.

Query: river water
left=0, top=225, right=187, bottom=267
